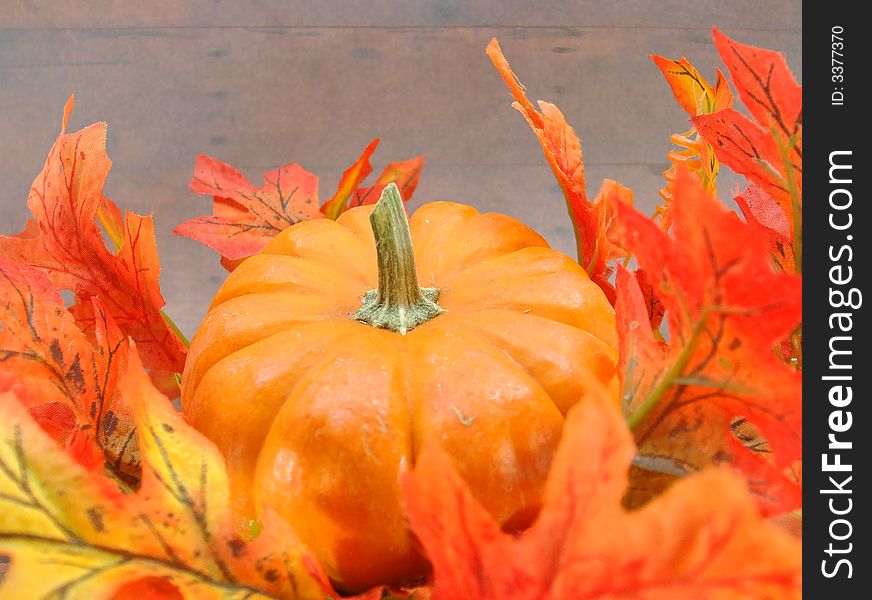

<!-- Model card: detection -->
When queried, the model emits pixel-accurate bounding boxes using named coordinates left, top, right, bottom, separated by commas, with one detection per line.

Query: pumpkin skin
left=181, top=201, right=617, bottom=592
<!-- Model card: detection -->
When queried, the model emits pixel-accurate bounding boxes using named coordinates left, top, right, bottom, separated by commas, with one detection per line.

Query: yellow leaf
left=650, top=55, right=733, bottom=228
left=0, top=346, right=327, bottom=599
left=0, top=537, right=275, bottom=599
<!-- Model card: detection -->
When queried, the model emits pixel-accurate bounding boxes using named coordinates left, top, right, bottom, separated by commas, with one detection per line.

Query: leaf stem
left=161, top=309, right=190, bottom=349
left=774, top=130, right=802, bottom=274
left=627, top=308, right=710, bottom=429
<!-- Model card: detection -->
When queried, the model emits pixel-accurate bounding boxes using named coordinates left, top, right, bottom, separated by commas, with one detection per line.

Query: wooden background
left=0, top=1, right=801, bottom=338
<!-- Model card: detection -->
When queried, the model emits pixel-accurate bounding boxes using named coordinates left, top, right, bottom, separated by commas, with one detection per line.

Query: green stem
left=354, top=183, right=443, bottom=334
left=775, top=131, right=802, bottom=274
left=558, top=183, right=586, bottom=272
left=627, top=309, right=710, bottom=430
left=161, top=309, right=190, bottom=349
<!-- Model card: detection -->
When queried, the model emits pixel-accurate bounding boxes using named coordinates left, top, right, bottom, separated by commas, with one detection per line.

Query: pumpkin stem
left=354, top=183, right=443, bottom=334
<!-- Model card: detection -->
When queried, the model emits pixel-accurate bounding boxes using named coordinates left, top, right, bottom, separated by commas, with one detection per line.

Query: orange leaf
left=736, top=184, right=795, bottom=273
left=0, top=98, right=186, bottom=375
left=693, top=108, right=799, bottom=220
left=618, top=169, right=800, bottom=349
left=695, top=30, right=802, bottom=243
left=651, top=55, right=733, bottom=118
left=614, top=169, right=802, bottom=513
left=711, top=28, right=801, bottom=149
left=176, top=144, right=424, bottom=266
left=404, top=395, right=801, bottom=599
left=349, top=155, right=425, bottom=209
left=651, top=55, right=733, bottom=227
left=591, top=179, right=634, bottom=261
left=321, top=138, right=379, bottom=219
left=614, top=268, right=668, bottom=415
left=487, top=38, right=630, bottom=301
left=174, top=154, right=324, bottom=264
left=0, top=256, right=139, bottom=484
left=633, top=268, right=666, bottom=332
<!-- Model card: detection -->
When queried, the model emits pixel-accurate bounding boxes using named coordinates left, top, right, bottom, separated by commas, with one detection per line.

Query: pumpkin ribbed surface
left=181, top=201, right=617, bottom=592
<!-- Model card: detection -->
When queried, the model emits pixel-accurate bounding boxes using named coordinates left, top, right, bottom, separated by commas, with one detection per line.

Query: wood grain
left=0, top=2, right=801, bottom=336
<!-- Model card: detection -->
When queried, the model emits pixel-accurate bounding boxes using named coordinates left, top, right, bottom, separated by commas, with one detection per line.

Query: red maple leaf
left=693, top=108, right=793, bottom=213
left=404, top=393, right=801, bottom=599
left=711, top=28, right=801, bottom=146
left=347, top=156, right=424, bottom=210
left=174, top=154, right=323, bottom=265
left=0, top=97, right=186, bottom=375
left=736, top=183, right=795, bottom=273
left=613, top=168, right=802, bottom=514
left=693, top=28, right=801, bottom=268
left=176, top=142, right=424, bottom=269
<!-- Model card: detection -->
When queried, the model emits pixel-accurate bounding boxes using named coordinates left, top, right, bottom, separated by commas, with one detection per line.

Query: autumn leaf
left=404, top=393, right=801, bottom=599
left=0, top=97, right=187, bottom=376
left=614, top=268, right=666, bottom=419
left=96, top=196, right=125, bottom=251
left=320, top=140, right=424, bottom=218
left=652, top=56, right=733, bottom=118
left=693, top=109, right=794, bottom=214
left=651, top=54, right=733, bottom=228
left=633, top=268, right=666, bottom=333
left=486, top=38, right=631, bottom=302
left=173, top=154, right=324, bottom=266
left=0, top=346, right=329, bottom=600
left=736, top=184, right=795, bottom=273
left=347, top=156, right=425, bottom=210
left=614, top=168, right=802, bottom=514
left=321, top=138, right=379, bottom=220
left=711, top=28, right=801, bottom=150
left=176, top=144, right=424, bottom=269
left=0, top=256, right=139, bottom=484
left=693, top=29, right=801, bottom=267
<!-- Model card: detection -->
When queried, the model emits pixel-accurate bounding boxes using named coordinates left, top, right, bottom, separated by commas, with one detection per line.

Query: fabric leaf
left=348, top=156, right=425, bottom=209
left=651, top=55, right=733, bottom=118
left=404, top=394, right=801, bottom=599
left=174, top=155, right=323, bottom=263
left=651, top=55, right=733, bottom=228
left=0, top=345, right=328, bottom=599
left=321, top=138, right=379, bottom=220
left=487, top=38, right=630, bottom=302
left=736, top=184, right=795, bottom=273
left=176, top=145, right=423, bottom=268
left=614, top=168, right=802, bottom=514
left=0, top=256, right=139, bottom=485
left=695, top=30, right=801, bottom=248
left=693, top=108, right=796, bottom=216
left=614, top=267, right=667, bottom=418
left=0, top=98, right=186, bottom=375
left=711, top=28, right=801, bottom=150
left=0, top=537, right=274, bottom=600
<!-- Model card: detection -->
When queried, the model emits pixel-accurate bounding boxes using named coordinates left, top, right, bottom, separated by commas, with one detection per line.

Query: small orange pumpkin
left=181, top=184, right=617, bottom=592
